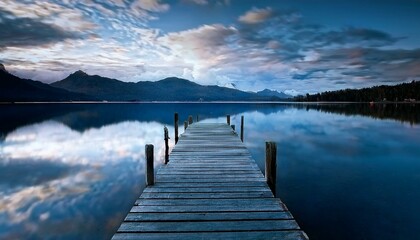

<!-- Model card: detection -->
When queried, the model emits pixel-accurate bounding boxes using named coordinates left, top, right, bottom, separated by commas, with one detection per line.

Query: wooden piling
left=265, top=142, right=277, bottom=196
left=164, top=126, right=169, bottom=164
left=174, top=113, right=179, bottom=144
left=184, top=121, right=188, bottom=131
left=145, top=144, right=154, bottom=186
left=196, top=115, right=199, bottom=122
left=240, top=115, right=244, bottom=142
left=227, top=115, right=230, bottom=125
left=188, top=115, right=193, bottom=125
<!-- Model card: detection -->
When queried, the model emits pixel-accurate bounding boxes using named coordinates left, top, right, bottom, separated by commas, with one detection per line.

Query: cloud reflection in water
left=223, top=107, right=420, bottom=240
left=0, top=120, right=171, bottom=239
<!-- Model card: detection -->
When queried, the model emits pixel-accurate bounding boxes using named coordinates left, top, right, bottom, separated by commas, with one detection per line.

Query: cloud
left=182, top=0, right=209, bottom=5
left=147, top=5, right=419, bottom=92
left=181, top=0, right=231, bottom=6
left=332, top=48, right=420, bottom=82
left=311, top=27, right=400, bottom=48
left=284, top=89, right=301, bottom=96
left=1, top=1, right=419, bottom=94
left=131, top=0, right=170, bottom=13
left=238, top=7, right=274, bottom=24
left=0, top=10, right=85, bottom=48
left=1, top=0, right=180, bottom=82
left=0, top=0, right=96, bottom=32
left=0, top=0, right=99, bottom=50
left=158, top=24, right=238, bottom=82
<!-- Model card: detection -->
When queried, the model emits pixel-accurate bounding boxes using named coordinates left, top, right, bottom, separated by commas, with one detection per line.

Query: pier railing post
left=265, top=142, right=277, bottom=197
left=174, top=113, right=179, bottom=144
left=145, top=144, right=154, bottom=186
left=184, top=121, right=188, bottom=131
left=164, top=126, right=169, bottom=164
left=188, top=115, right=193, bottom=125
left=240, top=115, right=244, bottom=142
left=227, top=115, right=230, bottom=125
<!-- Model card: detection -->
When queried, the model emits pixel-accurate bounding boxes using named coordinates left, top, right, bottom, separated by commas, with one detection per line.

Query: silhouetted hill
left=142, top=77, right=256, bottom=101
left=51, top=72, right=287, bottom=101
left=0, top=65, right=92, bottom=102
left=51, top=70, right=138, bottom=100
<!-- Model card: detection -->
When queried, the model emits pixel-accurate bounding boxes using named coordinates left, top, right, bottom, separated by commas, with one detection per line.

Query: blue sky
left=1, top=0, right=420, bottom=95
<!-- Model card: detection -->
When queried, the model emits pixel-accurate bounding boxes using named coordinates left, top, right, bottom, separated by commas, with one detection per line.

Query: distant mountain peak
left=70, top=70, right=88, bottom=77
left=160, top=77, right=190, bottom=82
left=157, top=77, right=198, bottom=85
left=223, top=83, right=237, bottom=89
left=256, top=88, right=291, bottom=99
left=0, top=63, right=7, bottom=73
left=259, top=89, right=277, bottom=94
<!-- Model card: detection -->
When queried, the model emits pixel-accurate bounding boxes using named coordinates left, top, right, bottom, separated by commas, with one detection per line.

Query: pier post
left=265, top=142, right=277, bottom=197
left=145, top=144, right=154, bottom=186
left=231, top=125, right=235, bottom=131
left=164, top=126, right=169, bottom=164
left=240, top=115, right=244, bottom=142
left=196, top=115, right=199, bottom=122
left=227, top=115, right=230, bottom=125
left=184, top=121, right=188, bottom=131
left=174, top=113, right=179, bottom=144
left=188, top=115, right=193, bottom=125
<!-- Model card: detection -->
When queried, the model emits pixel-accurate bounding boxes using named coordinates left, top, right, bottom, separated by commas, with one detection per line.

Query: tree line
left=295, top=80, right=419, bottom=102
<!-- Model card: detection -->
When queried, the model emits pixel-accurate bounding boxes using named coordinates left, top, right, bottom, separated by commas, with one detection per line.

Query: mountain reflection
left=0, top=120, right=170, bottom=239
left=0, top=103, right=418, bottom=137
left=0, top=103, right=418, bottom=240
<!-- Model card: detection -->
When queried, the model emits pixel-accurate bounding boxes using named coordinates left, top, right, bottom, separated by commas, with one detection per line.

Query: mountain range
left=1, top=64, right=291, bottom=102
left=0, top=64, right=91, bottom=102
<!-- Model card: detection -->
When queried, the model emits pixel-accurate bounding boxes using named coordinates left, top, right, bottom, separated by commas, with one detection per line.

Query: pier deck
left=113, top=123, right=308, bottom=240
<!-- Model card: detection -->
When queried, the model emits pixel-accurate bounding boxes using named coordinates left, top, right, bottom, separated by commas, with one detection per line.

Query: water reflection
left=0, top=120, right=171, bottom=239
left=0, top=103, right=419, bottom=240
left=225, top=108, right=420, bottom=240
left=302, top=103, right=420, bottom=125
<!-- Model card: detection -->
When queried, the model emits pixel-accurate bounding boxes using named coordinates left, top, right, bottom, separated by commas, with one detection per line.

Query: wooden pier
left=113, top=122, right=308, bottom=240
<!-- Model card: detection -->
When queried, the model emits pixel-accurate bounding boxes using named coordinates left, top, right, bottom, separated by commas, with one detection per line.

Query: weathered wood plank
left=156, top=174, right=263, bottom=179
left=157, top=170, right=261, bottom=175
left=165, top=162, right=257, bottom=166
left=173, top=145, right=247, bottom=148
left=118, top=220, right=300, bottom=232
left=143, top=186, right=269, bottom=193
left=159, top=166, right=260, bottom=170
left=159, top=168, right=260, bottom=172
left=135, top=198, right=282, bottom=206
left=156, top=177, right=266, bottom=183
left=167, top=160, right=255, bottom=164
left=124, top=211, right=292, bottom=222
left=139, top=191, right=274, bottom=199
left=130, top=204, right=285, bottom=212
left=150, top=182, right=269, bottom=188
left=112, top=231, right=308, bottom=240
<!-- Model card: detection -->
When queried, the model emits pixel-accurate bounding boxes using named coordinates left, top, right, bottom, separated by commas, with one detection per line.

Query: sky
left=1, top=0, right=420, bottom=95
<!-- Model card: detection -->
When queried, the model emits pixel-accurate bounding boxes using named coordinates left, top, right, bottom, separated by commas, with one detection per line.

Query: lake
left=0, top=103, right=419, bottom=240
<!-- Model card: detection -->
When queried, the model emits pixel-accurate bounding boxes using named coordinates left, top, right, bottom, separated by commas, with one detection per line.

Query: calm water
left=0, top=103, right=419, bottom=240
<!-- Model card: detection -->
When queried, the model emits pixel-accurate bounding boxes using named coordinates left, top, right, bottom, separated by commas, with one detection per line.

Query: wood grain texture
left=113, top=123, right=308, bottom=240
left=113, top=231, right=308, bottom=240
